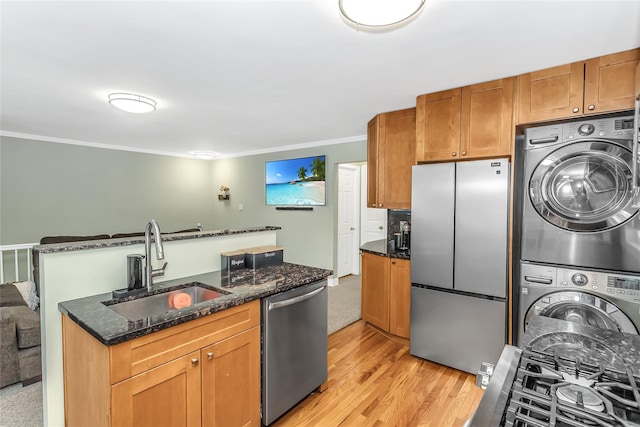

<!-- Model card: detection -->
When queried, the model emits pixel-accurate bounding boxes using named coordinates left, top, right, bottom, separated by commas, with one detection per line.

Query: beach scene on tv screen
left=266, top=156, right=326, bottom=206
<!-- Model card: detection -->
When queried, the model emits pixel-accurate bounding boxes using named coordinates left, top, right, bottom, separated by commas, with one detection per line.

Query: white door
left=337, top=165, right=360, bottom=278
left=360, top=164, right=387, bottom=244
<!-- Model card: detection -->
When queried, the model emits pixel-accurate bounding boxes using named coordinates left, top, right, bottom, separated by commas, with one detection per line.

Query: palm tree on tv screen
left=311, top=157, right=325, bottom=180
left=297, top=166, right=307, bottom=181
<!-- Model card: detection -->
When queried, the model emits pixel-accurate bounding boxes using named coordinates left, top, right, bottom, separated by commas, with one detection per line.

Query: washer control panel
left=520, top=262, right=640, bottom=303
left=524, top=116, right=635, bottom=150
left=563, top=117, right=634, bottom=141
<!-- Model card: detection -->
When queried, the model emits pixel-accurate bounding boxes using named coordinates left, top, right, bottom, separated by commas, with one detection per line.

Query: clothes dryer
left=521, top=115, right=640, bottom=273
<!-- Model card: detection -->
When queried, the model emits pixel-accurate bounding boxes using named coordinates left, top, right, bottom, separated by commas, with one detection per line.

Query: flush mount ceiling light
left=194, top=151, right=217, bottom=160
left=108, top=93, right=157, bottom=113
left=338, top=0, right=425, bottom=28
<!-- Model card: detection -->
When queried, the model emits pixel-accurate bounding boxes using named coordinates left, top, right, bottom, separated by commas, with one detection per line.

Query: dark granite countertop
left=35, top=225, right=281, bottom=254
left=523, top=316, right=640, bottom=369
left=58, top=262, right=331, bottom=346
left=360, top=239, right=410, bottom=260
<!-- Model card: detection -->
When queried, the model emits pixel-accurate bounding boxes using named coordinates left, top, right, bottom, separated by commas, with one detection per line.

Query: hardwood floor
left=273, top=320, right=484, bottom=427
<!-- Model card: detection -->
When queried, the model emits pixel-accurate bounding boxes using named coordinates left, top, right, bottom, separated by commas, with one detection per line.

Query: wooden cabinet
left=389, top=258, right=411, bottom=338
left=361, top=252, right=410, bottom=339
left=63, top=300, right=261, bottom=427
left=518, top=48, right=640, bottom=124
left=111, top=350, right=202, bottom=427
left=361, top=252, right=390, bottom=330
left=636, top=61, right=640, bottom=96
left=367, top=108, right=416, bottom=209
left=416, top=78, right=514, bottom=163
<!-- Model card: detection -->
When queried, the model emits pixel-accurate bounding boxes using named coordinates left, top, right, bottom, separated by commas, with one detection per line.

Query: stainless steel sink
left=103, top=282, right=228, bottom=321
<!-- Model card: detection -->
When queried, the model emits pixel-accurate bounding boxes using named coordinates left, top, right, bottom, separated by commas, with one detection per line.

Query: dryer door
left=524, top=291, right=638, bottom=335
left=529, top=140, right=638, bottom=231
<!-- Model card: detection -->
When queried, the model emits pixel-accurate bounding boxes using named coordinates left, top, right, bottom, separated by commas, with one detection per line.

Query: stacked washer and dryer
left=516, top=114, right=640, bottom=346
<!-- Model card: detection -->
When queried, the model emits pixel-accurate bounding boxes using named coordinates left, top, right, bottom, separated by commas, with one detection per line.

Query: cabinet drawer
left=110, top=300, right=260, bottom=383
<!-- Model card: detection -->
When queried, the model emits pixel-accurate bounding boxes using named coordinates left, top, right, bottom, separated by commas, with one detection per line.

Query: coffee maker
left=399, top=221, right=410, bottom=251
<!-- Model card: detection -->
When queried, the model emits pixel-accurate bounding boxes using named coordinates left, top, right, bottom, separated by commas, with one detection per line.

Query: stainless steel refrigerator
left=410, top=159, right=509, bottom=374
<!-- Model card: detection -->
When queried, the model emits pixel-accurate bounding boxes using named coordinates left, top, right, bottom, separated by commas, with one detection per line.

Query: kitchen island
left=59, top=262, right=331, bottom=426
left=35, top=225, right=305, bottom=426
left=59, top=262, right=331, bottom=346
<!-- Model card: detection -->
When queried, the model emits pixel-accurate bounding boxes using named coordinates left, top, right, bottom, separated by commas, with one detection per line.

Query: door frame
left=336, top=163, right=362, bottom=281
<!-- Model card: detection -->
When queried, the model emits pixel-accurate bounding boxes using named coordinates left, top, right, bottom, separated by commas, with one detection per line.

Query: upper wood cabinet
left=367, top=108, right=416, bottom=209
left=518, top=48, right=640, bottom=124
left=416, top=78, right=514, bottom=163
left=636, top=61, right=640, bottom=96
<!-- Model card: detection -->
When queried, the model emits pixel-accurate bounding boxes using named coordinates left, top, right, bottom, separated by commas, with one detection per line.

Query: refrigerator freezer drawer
left=410, top=286, right=506, bottom=374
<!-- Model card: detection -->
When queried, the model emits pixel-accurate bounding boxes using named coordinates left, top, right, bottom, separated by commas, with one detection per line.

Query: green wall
left=0, top=137, right=215, bottom=244
left=1, top=136, right=367, bottom=273
left=210, top=141, right=366, bottom=270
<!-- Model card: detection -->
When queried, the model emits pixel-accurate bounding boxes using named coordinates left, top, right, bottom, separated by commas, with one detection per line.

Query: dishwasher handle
left=267, top=285, right=325, bottom=310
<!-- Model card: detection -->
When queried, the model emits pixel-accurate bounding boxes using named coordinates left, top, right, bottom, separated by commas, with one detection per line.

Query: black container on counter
left=221, top=249, right=246, bottom=273
left=244, top=245, right=284, bottom=270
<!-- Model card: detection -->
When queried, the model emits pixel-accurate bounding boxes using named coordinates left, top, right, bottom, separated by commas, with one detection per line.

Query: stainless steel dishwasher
left=262, top=279, right=328, bottom=425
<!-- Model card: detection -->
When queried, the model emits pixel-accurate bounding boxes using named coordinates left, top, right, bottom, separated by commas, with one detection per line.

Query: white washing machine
left=517, top=261, right=640, bottom=346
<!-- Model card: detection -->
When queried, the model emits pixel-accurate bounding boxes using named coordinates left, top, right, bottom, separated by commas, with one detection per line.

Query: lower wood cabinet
left=361, top=252, right=410, bottom=339
left=62, top=300, right=261, bottom=427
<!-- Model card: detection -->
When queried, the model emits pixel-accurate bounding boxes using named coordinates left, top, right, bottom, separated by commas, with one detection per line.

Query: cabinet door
left=389, top=259, right=411, bottom=339
left=201, top=327, right=261, bottom=427
left=460, top=78, right=514, bottom=159
left=361, top=252, right=390, bottom=331
left=584, top=48, right=640, bottom=114
left=636, top=61, right=640, bottom=96
left=367, top=117, right=380, bottom=208
left=416, top=89, right=461, bottom=162
left=379, top=108, right=416, bottom=209
left=517, top=62, right=584, bottom=124
left=111, top=351, right=201, bottom=427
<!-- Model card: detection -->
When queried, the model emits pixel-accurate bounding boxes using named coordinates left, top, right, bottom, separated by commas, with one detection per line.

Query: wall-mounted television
left=265, top=155, right=326, bottom=206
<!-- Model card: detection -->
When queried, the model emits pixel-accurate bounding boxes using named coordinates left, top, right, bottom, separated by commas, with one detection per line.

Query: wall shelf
left=275, top=206, right=313, bottom=211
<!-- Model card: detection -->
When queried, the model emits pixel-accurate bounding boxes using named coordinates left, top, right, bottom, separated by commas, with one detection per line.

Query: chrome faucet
left=144, top=219, right=167, bottom=291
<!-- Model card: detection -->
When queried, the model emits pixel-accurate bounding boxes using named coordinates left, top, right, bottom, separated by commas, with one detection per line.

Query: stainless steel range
left=468, top=316, right=640, bottom=426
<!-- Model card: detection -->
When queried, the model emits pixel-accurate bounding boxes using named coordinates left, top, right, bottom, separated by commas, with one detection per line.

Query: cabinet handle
left=207, top=352, right=214, bottom=360
left=588, top=104, right=595, bottom=111
left=392, top=261, right=396, bottom=265
left=191, top=358, right=199, bottom=366
left=572, top=107, right=580, bottom=113
left=379, top=204, right=383, bottom=207
left=350, top=227, right=355, bottom=231
left=452, top=152, right=457, bottom=157
left=378, top=226, right=383, bottom=230
left=461, top=151, right=467, bottom=156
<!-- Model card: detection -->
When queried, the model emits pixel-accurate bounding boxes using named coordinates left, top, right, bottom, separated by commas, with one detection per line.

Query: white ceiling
left=2, top=1, right=639, bottom=159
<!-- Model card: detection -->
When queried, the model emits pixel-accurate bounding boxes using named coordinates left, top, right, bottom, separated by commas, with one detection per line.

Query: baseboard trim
left=327, top=276, right=339, bottom=287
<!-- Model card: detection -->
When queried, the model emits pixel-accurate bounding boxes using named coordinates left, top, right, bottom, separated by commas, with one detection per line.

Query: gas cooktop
left=505, top=348, right=639, bottom=426
left=467, top=317, right=640, bottom=427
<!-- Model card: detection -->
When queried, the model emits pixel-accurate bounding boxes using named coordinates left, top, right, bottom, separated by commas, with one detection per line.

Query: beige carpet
left=0, top=381, right=42, bottom=427
left=327, top=274, right=362, bottom=335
